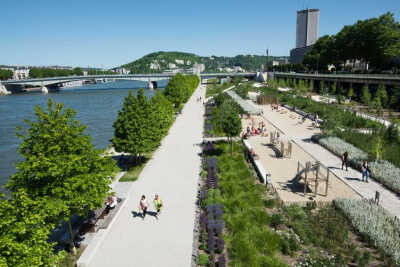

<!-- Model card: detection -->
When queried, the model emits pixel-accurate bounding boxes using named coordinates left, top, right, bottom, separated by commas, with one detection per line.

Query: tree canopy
left=304, top=12, right=400, bottom=71
left=7, top=99, right=117, bottom=252
left=0, top=190, right=62, bottom=267
left=0, top=69, right=13, bottom=80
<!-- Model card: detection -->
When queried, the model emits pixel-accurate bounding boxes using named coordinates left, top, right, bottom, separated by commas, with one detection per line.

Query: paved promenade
left=254, top=102, right=400, bottom=218
left=85, top=85, right=205, bottom=267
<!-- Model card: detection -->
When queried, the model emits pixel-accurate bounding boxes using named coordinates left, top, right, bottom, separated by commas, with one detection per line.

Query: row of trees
left=0, top=69, right=13, bottom=80
left=113, top=73, right=199, bottom=162
left=163, top=73, right=200, bottom=109
left=29, top=67, right=84, bottom=78
left=304, top=12, right=400, bottom=72
left=273, top=77, right=400, bottom=111
left=0, top=73, right=200, bottom=265
left=1, top=100, right=118, bottom=265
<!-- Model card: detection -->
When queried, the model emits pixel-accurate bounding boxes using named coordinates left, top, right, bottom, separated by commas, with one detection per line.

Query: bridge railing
left=274, top=72, right=400, bottom=80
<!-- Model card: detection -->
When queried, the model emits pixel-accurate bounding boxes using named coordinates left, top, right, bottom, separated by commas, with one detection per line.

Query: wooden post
left=325, top=169, right=330, bottom=196
left=297, top=161, right=300, bottom=175
left=304, top=163, right=309, bottom=195
left=315, top=166, right=319, bottom=197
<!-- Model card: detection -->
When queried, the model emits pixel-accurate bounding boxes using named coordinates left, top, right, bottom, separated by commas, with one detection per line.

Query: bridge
left=1, top=72, right=257, bottom=88
left=274, top=72, right=400, bottom=86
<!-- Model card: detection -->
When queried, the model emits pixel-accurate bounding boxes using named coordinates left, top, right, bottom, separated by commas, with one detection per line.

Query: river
left=0, top=80, right=167, bottom=187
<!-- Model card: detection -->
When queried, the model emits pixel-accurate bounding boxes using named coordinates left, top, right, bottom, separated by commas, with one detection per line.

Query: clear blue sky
left=1, top=0, right=398, bottom=68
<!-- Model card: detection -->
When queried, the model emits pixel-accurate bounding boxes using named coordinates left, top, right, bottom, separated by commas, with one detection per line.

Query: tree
left=361, top=85, right=371, bottom=105
left=217, top=101, right=242, bottom=156
left=8, top=99, right=117, bottom=254
left=330, top=82, right=337, bottom=95
left=375, top=84, right=388, bottom=106
left=148, top=90, right=175, bottom=148
left=163, top=73, right=187, bottom=108
left=113, top=89, right=155, bottom=161
left=0, top=69, right=13, bottom=80
left=347, top=87, right=354, bottom=101
left=389, top=86, right=400, bottom=110
left=0, top=190, right=63, bottom=267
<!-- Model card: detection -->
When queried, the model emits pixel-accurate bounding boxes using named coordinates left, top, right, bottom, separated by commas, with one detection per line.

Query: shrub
left=270, top=213, right=284, bottom=228
left=314, top=135, right=400, bottom=194
left=335, top=199, right=400, bottom=264
left=264, top=198, right=276, bottom=208
left=197, top=253, right=209, bottom=266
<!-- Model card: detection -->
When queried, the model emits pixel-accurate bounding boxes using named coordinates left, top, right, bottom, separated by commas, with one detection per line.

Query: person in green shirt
left=153, top=194, right=163, bottom=218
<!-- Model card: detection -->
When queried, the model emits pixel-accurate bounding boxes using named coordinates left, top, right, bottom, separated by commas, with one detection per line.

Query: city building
left=150, top=61, right=161, bottom=70
left=0, top=66, right=30, bottom=80
left=114, top=67, right=130, bottom=75
left=290, top=9, right=320, bottom=64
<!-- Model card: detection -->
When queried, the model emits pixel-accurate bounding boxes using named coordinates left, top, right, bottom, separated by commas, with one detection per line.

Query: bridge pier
left=147, top=81, right=157, bottom=90
left=0, top=82, right=11, bottom=95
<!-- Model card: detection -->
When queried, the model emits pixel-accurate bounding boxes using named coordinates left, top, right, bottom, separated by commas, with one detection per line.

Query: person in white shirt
left=105, top=192, right=117, bottom=214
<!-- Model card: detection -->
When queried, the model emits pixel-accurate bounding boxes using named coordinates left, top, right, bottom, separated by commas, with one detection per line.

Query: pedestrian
left=341, top=151, right=349, bottom=171
left=362, top=160, right=369, bottom=183
left=139, top=195, right=148, bottom=219
left=153, top=194, right=163, bottom=218
left=105, top=192, right=118, bottom=214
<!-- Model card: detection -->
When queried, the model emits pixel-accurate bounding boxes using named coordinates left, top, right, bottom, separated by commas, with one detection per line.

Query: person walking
left=153, top=194, right=163, bottom=218
left=139, top=195, right=148, bottom=219
left=362, top=160, right=369, bottom=183
left=341, top=151, right=349, bottom=171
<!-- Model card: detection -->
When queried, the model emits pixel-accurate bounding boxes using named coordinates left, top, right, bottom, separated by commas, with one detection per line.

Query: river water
left=0, top=80, right=167, bottom=186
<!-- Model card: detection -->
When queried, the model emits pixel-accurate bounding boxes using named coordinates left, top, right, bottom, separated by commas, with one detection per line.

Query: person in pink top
left=139, top=195, right=148, bottom=219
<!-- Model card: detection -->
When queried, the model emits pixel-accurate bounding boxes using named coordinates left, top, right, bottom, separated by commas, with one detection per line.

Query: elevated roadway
left=274, top=72, right=400, bottom=86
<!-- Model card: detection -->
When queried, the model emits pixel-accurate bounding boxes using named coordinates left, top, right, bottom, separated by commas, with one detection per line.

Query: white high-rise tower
left=290, top=8, right=320, bottom=63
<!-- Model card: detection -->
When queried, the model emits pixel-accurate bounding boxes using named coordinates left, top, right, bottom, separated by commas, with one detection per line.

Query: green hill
left=121, top=51, right=288, bottom=73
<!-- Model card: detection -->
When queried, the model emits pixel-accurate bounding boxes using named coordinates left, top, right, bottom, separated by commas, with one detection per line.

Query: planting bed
left=334, top=198, right=400, bottom=265
left=312, top=135, right=400, bottom=194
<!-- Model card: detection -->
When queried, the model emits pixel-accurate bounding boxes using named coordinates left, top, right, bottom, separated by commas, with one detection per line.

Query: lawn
left=206, top=81, right=234, bottom=98
left=119, top=153, right=153, bottom=182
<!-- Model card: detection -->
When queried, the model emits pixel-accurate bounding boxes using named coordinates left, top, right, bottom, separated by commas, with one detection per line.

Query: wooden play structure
left=294, top=161, right=330, bottom=197
left=257, top=95, right=278, bottom=105
left=269, top=131, right=292, bottom=158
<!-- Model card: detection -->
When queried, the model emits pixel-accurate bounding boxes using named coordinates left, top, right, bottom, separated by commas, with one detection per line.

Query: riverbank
left=0, top=85, right=156, bottom=186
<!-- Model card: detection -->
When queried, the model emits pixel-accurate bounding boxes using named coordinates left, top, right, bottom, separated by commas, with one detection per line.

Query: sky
left=0, top=0, right=399, bottom=68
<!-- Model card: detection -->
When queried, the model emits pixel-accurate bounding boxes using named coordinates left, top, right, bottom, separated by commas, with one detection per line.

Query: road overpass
left=274, top=72, right=400, bottom=86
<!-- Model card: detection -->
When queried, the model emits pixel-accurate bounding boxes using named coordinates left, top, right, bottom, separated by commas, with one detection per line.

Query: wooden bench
left=85, top=197, right=124, bottom=232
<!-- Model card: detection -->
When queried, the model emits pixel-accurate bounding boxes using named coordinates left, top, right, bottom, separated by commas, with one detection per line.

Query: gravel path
left=256, top=103, right=400, bottom=218
left=85, top=85, right=205, bottom=267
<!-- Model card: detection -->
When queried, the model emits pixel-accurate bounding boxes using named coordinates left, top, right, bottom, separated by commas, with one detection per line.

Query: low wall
left=243, top=140, right=271, bottom=184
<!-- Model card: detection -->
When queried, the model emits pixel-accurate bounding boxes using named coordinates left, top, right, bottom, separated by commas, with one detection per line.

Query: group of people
left=105, top=193, right=164, bottom=220
left=243, top=121, right=267, bottom=139
left=138, top=194, right=164, bottom=219
left=341, top=152, right=370, bottom=182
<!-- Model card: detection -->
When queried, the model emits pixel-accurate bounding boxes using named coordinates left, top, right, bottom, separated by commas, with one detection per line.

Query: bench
left=85, top=197, right=124, bottom=232
left=97, top=198, right=125, bottom=230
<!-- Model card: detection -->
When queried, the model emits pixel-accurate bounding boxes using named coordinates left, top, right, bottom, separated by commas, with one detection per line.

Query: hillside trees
left=8, top=99, right=117, bottom=254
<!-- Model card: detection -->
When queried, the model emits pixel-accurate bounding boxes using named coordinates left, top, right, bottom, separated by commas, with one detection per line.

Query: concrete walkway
left=255, top=102, right=400, bottom=218
left=83, top=85, right=205, bottom=267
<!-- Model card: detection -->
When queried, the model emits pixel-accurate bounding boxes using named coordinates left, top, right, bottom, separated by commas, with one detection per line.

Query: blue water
left=0, top=80, right=167, bottom=186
